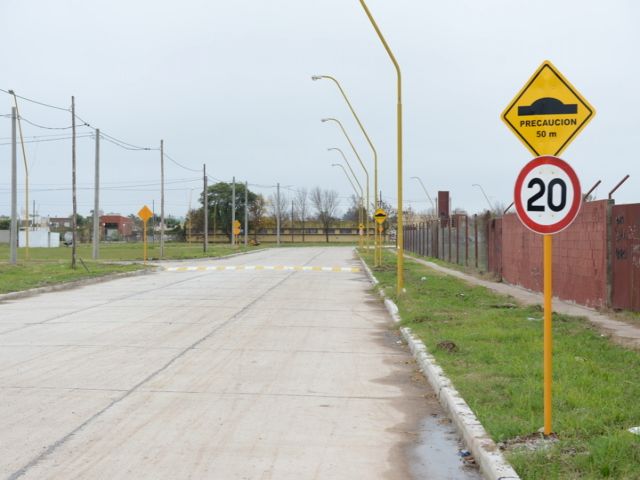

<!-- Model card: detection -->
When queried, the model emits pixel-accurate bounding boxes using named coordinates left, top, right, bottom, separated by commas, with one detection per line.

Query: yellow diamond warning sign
left=502, top=60, right=595, bottom=157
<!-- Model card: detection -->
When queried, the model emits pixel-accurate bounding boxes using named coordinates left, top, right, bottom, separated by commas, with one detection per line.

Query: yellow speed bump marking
left=164, top=265, right=360, bottom=273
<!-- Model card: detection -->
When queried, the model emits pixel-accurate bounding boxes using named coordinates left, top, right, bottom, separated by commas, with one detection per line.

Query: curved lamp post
left=358, top=0, right=404, bottom=294
left=313, top=75, right=381, bottom=263
left=321, top=117, right=370, bottom=248
left=410, top=176, right=435, bottom=217
left=472, top=183, right=494, bottom=212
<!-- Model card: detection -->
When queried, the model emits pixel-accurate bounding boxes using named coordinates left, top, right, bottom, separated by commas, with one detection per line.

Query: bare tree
left=294, top=188, right=309, bottom=242
left=268, top=191, right=287, bottom=238
left=310, top=187, right=340, bottom=243
left=249, top=194, right=266, bottom=242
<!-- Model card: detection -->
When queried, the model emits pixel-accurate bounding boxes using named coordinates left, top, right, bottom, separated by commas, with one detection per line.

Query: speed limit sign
left=514, top=156, right=582, bottom=235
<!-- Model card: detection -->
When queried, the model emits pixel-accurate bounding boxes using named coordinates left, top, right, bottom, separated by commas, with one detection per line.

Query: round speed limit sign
left=514, top=156, right=582, bottom=235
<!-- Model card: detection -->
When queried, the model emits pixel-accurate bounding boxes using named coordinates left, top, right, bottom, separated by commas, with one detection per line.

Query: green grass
left=363, top=250, right=640, bottom=479
left=0, top=242, right=264, bottom=263
left=0, top=242, right=265, bottom=294
left=0, top=261, right=144, bottom=294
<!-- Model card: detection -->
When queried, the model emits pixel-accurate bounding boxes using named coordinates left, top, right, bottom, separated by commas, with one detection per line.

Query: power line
left=163, top=151, right=200, bottom=173
left=0, top=134, right=93, bottom=146
left=0, top=88, right=70, bottom=112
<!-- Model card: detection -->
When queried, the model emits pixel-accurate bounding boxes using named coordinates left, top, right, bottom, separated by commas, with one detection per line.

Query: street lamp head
left=331, top=163, right=340, bottom=167
left=320, top=118, right=329, bottom=123
left=8, top=89, right=15, bottom=95
left=410, top=176, right=419, bottom=180
left=311, top=75, right=323, bottom=81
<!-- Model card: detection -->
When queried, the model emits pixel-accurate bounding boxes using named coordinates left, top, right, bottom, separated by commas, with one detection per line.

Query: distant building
left=49, top=217, right=72, bottom=230
left=100, top=215, right=135, bottom=240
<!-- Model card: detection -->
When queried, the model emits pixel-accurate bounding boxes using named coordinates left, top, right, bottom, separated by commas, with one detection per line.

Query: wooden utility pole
left=92, top=129, right=100, bottom=259
left=10, top=107, right=17, bottom=264
left=71, top=96, right=77, bottom=269
left=160, top=140, right=165, bottom=258
left=291, top=200, right=294, bottom=243
left=203, top=164, right=208, bottom=252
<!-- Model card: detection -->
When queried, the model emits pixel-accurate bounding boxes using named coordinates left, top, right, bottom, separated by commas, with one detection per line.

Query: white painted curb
left=358, top=254, right=520, bottom=480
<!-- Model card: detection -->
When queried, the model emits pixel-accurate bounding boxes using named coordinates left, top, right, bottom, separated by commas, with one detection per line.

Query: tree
left=268, top=190, right=288, bottom=235
left=200, top=182, right=257, bottom=240
left=294, top=188, right=309, bottom=242
left=310, top=187, right=340, bottom=243
left=342, top=194, right=364, bottom=223
left=249, top=194, right=266, bottom=242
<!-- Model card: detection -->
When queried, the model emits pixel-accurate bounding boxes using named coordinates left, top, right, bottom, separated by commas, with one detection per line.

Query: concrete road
left=0, top=247, right=479, bottom=480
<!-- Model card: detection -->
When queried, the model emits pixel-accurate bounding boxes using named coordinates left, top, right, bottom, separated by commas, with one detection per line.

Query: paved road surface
left=0, top=247, right=479, bottom=479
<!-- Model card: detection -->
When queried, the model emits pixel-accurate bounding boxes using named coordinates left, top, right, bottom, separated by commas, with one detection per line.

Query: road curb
left=357, top=253, right=520, bottom=480
left=0, top=267, right=154, bottom=302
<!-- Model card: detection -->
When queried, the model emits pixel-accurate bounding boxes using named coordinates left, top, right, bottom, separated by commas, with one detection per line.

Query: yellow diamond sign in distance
left=502, top=60, right=595, bottom=157
left=374, top=208, right=387, bottom=225
left=233, top=220, right=241, bottom=235
left=138, top=205, right=153, bottom=223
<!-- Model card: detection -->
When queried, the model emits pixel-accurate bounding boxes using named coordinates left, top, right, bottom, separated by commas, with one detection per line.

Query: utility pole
left=160, top=139, right=165, bottom=258
left=276, top=182, right=281, bottom=245
left=10, top=90, right=30, bottom=259
left=244, top=181, right=248, bottom=247
left=231, top=177, right=236, bottom=245
left=10, top=107, right=17, bottom=264
left=92, top=129, right=100, bottom=259
left=71, top=96, right=77, bottom=270
left=291, top=200, right=294, bottom=243
left=203, top=164, right=208, bottom=252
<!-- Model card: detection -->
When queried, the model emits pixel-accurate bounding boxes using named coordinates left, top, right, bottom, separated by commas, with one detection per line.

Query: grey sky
left=1, top=0, right=638, bottom=219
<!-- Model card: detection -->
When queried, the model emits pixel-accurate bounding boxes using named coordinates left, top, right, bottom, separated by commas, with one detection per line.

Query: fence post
left=474, top=214, right=478, bottom=269
left=465, top=215, right=469, bottom=266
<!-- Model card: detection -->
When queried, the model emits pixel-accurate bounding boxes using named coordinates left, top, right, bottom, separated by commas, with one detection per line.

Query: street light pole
left=410, top=176, right=435, bottom=218
left=332, top=163, right=363, bottom=248
left=472, top=183, right=494, bottom=212
left=358, top=0, right=404, bottom=294
left=313, top=75, right=380, bottom=262
left=321, top=117, right=369, bottom=249
left=328, top=148, right=363, bottom=198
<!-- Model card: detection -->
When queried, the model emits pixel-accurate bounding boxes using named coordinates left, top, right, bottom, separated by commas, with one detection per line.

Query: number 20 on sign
left=514, top=158, right=582, bottom=437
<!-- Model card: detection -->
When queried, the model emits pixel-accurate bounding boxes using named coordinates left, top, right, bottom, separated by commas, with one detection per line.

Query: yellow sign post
left=502, top=61, right=595, bottom=436
left=232, top=220, right=241, bottom=246
left=374, top=208, right=387, bottom=266
left=138, top=205, right=153, bottom=263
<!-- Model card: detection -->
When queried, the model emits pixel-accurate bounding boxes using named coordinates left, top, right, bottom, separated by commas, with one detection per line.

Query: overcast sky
left=1, top=0, right=639, bottom=219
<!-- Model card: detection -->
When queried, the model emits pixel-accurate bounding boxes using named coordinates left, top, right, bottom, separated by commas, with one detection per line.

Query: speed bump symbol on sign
left=374, top=208, right=387, bottom=225
left=514, top=156, right=582, bottom=235
left=502, top=60, right=595, bottom=157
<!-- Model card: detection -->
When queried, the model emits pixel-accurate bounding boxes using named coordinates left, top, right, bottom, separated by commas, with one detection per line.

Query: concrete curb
left=0, top=267, right=154, bottom=302
left=358, top=254, right=520, bottom=480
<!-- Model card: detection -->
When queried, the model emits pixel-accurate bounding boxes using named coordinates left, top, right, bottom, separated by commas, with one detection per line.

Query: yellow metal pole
left=314, top=76, right=380, bottom=264
left=143, top=220, right=148, bottom=264
left=543, top=233, right=553, bottom=435
left=323, top=118, right=370, bottom=250
left=358, top=0, right=403, bottom=294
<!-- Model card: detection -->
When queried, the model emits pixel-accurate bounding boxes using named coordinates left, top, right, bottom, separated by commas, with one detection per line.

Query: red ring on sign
left=514, top=156, right=582, bottom=235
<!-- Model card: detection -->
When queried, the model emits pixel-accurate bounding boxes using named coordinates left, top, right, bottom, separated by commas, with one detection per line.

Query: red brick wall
left=500, top=200, right=609, bottom=308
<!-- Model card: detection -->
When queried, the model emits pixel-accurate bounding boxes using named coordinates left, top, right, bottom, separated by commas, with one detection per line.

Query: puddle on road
left=409, top=414, right=483, bottom=480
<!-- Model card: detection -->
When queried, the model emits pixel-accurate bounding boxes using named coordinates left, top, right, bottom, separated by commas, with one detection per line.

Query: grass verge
left=0, top=261, right=144, bottom=294
left=362, top=249, right=640, bottom=479
left=0, top=242, right=263, bottom=294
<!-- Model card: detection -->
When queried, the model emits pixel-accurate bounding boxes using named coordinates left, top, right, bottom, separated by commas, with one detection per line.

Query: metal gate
left=611, top=203, right=640, bottom=311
